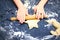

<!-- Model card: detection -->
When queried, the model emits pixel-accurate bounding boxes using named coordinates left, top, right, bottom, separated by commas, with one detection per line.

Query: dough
left=25, top=20, right=40, bottom=29
left=46, top=19, right=60, bottom=36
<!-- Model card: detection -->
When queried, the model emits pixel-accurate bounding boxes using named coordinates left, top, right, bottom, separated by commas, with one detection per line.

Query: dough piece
left=46, top=19, right=60, bottom=36
left=25, top=20, right=40, bottom=29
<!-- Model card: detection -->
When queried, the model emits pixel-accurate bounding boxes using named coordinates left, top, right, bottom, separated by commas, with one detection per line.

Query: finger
left=17, top=17, right=23, bottom=23
left=19, top=17, right=25, bottom=24
left=36, top=11, right=41, bottom=19
left=33, top=6, right=37, bottom=13
left=19, top=20, right=23, bottom=24
left=43, top=11, right=48, bottom=18
left=21, top=14, right=25, bottom=23
left=25, top=10, right=29, bottom=16
left=34, top=8, right=37, bottom=12
left=36, top=11, right=38, bottom=19
left=38, top=13, right=42, bottom=19
left=26, top=13, right=28, bottom=16
left=17, top=15, right=25, bottom=24
left=25, top=13, right=29, bottom=16
left=42, top=10, right=46, bottom=18
left=40, top=13, right=43, bottom=19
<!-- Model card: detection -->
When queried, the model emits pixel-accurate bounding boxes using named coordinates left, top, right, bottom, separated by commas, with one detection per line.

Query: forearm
left=38, top=0, right=48, bottom=7
left=13, top=0, right=24, bottom=9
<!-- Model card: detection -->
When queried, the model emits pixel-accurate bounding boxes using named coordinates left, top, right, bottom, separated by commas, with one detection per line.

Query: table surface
left=0, top=0, right=60, bottom=40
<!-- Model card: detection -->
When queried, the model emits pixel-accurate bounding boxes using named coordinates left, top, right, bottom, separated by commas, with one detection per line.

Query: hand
left=33, top=5, right=47, bottom=19
left=17, top=6, right=28, bottom=23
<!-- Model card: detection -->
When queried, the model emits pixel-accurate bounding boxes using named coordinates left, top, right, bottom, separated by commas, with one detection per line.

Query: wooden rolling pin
left=10, top=14, right=48, bottom=21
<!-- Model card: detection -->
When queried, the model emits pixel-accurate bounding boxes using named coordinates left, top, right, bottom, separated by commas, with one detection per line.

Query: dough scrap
left=25, top=20, right=40, bottom=29
left=46, top=19, right=60, bottom=36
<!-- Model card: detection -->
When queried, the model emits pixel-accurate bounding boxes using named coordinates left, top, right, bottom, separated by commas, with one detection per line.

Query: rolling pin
left=10, top=14, right=48, bottom=21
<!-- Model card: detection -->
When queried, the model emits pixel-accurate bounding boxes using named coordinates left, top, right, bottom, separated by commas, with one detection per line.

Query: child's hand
left=33, top=0, right=48, bottom=19
left=33, top=5, right=46, bottom=19
left=17, top=6, right=28, bottom=23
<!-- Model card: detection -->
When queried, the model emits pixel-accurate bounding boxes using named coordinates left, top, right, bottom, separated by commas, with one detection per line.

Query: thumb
left=33, top=6, right=37, bottom=12
left=25, top=12, right=28, bottom=16
left=43, top=13, right=48, bottom=18
left=25, top=9, right=28, bottom=16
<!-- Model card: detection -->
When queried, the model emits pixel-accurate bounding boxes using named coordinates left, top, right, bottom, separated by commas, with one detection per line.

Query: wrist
left=18, top=4, right=24, bottom=9
left=38, top=0, right=48, bottom=7
left=37, top=4, right=44, bottom=8
left=38, top=3, right=44, bottom=7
